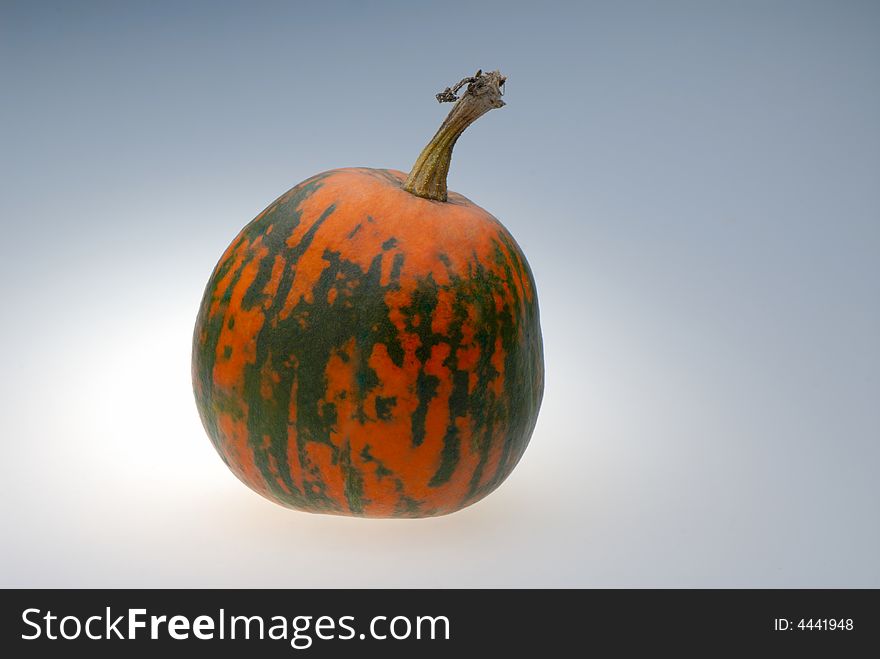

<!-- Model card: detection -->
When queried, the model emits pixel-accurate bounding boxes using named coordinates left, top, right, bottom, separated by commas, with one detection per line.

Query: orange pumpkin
left=192, top=71, right=543, bottom=517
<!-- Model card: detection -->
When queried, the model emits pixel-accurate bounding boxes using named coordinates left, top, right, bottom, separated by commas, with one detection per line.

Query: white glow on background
left=2, top=237, right=876, bottom=587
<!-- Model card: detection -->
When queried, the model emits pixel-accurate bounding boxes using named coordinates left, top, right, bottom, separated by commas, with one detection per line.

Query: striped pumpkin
left=192, top=72, right=543, bottom=517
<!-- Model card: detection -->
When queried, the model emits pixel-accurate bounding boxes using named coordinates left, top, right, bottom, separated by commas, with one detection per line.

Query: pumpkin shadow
left=188, top=476, right=563, bottom=586
left=212, top=482, right=538, bottom=546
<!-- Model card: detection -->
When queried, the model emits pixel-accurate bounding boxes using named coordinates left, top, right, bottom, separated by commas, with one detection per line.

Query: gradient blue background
left=2, top=0, right=878, bottom=586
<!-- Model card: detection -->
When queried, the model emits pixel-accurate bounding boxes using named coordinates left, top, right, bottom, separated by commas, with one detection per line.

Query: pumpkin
left=192, top=70, right=543, bottom=517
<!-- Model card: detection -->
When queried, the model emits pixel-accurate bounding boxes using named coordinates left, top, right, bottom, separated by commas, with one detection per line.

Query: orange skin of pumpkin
left=193, top=167, right=543, bottom=517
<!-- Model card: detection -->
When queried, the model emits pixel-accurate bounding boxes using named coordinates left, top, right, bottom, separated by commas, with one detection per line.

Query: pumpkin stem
left=403, top=70, right=506, bottom=202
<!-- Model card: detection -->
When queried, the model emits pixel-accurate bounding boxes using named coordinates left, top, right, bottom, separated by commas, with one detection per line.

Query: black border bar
left=2, top=588, right=877, bottom=655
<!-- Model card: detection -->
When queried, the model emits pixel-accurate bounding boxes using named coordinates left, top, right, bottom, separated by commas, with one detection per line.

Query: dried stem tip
left=403, top=70, right=506, bottom=202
